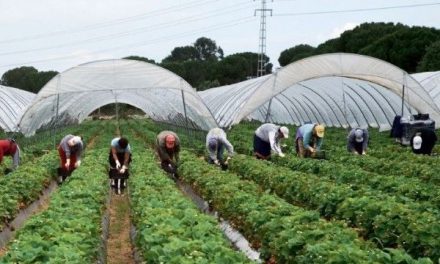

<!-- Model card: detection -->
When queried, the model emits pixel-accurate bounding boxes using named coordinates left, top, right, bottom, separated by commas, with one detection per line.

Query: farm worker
left=58, top=135, right=83, bottom=175
left=206, top=127, right=234, bottom=166
left=109, top=137, right=132, bottom=173
left=295, top=123, right=325, bottom=158
left=410, top=128, right=437, bottom=155
left=347, top=128, right=369, bottom=155
left=253, top=123, right=289, bottom=160
left=0, top=138, right=20, bottom=173
left=156, top=131, right=180, bottom=175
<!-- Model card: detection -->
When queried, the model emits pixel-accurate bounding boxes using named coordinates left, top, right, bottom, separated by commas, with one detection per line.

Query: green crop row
left=330, top=153, right=440, bottom=185
left=128, top=139, right=253, bottom=263
left=0, top=152, right=58, bottom=231
left=178, top=151, right=431, bottom=263
left=0, top=149, right=109, bottom=264
left=0, top=121, right=108, bottom=231
left=228, top=155, right=440, bottom=261
left=273, top=154, right=440, bottom=210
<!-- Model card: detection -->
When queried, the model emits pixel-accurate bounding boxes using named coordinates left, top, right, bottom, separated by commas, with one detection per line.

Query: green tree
left=418, top=41, right=440, bottom=71
left=160, top=61, right=186, bottom=78
left=1, top=66, right=58, bottom=93
left=315, top=38, right=342, bottom=54
left=123, top=56, right=156, bottom=64
left=197, top=79, right=221, bottom=91
left=36, top=70, right=58, bottom=91
left=314, top=22, right=406, bottom=55
left=162, top=46, right=199, bottom=63
left=160, top=37, right=227, bottom=89
left=194, top=37, right=223, bottom=61
left=214, top=52, right=272, bottom=85
left=161, top=60, right=216, bottom=89
left=278, top=44, right=316, bottom=66
left=360, top=26, right=440, bottom=72
left=338, top=22, right=406, bottom=53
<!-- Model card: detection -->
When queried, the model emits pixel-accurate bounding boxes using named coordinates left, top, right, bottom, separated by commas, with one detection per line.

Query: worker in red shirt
left=57, top=135, right=83, bottom=183
left=0, top=139, right=21, bottom=173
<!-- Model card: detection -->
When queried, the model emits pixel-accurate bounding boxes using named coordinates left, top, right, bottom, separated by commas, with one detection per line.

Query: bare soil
left=106, top=192, right=134, bottom=264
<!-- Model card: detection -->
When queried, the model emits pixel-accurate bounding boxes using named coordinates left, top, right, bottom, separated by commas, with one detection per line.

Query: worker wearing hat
left=295, top=123, right=325, bottom=158
left=347, top=128, right=369, bottom=155
left=410, top=128, right=437, bottom=155
left=58, top=134, right=83, bottom=182
left=253, top=123, right=289, bottom=160
left=156, top=131, right=180, bottom=175
left=206, top=127, right=234, bottom=167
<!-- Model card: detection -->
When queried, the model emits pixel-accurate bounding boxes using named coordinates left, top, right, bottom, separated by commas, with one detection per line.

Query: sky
left=0, top=0, right=439, bottom=77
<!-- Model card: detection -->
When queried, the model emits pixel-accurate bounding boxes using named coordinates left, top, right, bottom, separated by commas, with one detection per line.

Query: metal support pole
left=265, top=98, right=273, bottom=123
left=265, top=71, right=278, bottom=123
left=53, top=74, right=61, bottom=149
left=53, top=94, right=60, bottom=149
left=114, top=96, right=120, bottom=136
left=401, top=84, right=405, bottom=118
left=181, top=88, right=191, bottom=145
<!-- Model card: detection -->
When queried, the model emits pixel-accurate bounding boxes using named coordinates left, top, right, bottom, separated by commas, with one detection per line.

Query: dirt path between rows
left=106, top=192, right=134, bottom=264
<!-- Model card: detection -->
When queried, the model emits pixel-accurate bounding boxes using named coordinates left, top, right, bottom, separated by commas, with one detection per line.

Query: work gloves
left=75, top=160, right=81, bottom=168
left=115, top=160, right=121, bottom=169
left=120, top=165, right=127, bottom=174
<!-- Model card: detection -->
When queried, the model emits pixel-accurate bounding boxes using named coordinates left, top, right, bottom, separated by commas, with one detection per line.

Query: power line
left=274, top=2, right=440, bottom=16
left=0, top=0, right=220, bottom=45
left=0, top=16, right=256, bottom=69
left=0, top=1, right=253, bottom=57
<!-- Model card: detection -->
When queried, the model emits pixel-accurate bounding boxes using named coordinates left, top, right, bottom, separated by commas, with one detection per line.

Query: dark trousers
left=208, top=142, right=225, bottom=163
left=353, top=143, right=363, bottom=155
left=253, top=134, right=271, bottom=159
left=109, top=152, right=132, bottom=168
left=161, top=160, right=177, bottom=174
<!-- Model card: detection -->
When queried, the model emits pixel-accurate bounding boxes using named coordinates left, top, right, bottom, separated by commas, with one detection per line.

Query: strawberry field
left=0, top=119, right=439, bottom=263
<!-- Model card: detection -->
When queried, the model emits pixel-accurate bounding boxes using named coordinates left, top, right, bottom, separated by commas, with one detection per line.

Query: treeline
left=124, top=37, right=272, bottom=91
left=279, top=22, right=440, bottom=73
left=0, top=37, right=271, bottom=93
left=1, top=22, right=440, bottom=93
left=0, top=66, right=58, bottom=93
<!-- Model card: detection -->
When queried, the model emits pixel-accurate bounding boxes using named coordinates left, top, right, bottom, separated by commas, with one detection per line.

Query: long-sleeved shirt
left=296, top=123, right=323, bottom=150
left=59, top=135, right=83, bottom=160
left=347, top=128, right=369, bottom=152
left=156, top=131, right=180, bottom=163
left=206, top=128, right=234, bottom=161
left=111, top=138, right=131, bottom=153
left=0, top=139, right=20, bottom=168
left=255, top=123, right=283, bottom=154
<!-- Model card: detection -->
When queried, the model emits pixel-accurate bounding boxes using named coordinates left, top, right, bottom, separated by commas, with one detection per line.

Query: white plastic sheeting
left=199, top=76, right=271, bottom=128
left=248, top=77, right=415, bottom=131
left=0, top=85, right=35, bottom=132
left=412, top=71, right=440, bottom=109
left=19, top=59, right=217, bottom=136
left=200, top=53, right=439, bottom=130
